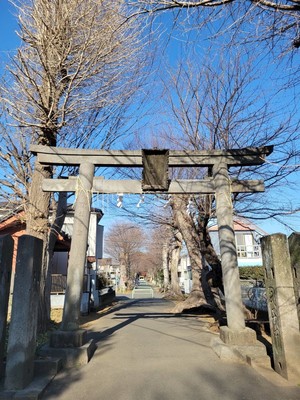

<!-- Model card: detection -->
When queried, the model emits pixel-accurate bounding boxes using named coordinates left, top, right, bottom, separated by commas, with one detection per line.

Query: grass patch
left=3, top=304, right=115, bottom=358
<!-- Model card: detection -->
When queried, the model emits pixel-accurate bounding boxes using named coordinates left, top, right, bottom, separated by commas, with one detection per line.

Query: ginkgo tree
left=0, top=0, right=148, bottom=331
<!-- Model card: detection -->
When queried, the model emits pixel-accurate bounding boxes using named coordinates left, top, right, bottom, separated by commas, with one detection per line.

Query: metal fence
left=241, top=285, right=267, bottom=312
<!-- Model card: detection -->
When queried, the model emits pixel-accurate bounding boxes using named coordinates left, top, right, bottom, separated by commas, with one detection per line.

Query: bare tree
left=168, top=227, right=184, bottom=297
left=115, top=45, right=299, bottom=312
left=133, top=0, right=300, bottom=47
left=145, top=223, right=183, bottom=294
left=0, top=121, right=32, bottom=209
left=146, top=226, right=169, bottom=285
left=105, top=222, right=146, bottom=286
left=135, top=0, right=300, bottom=11
left=0, top=0, right=147, bottom=331
left=157, top=47, right=300, bottom=311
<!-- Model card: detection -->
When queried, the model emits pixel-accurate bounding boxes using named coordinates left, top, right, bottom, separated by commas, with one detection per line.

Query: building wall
left=178, top=222, right=265, bottom=293
left=96, top=225, right=104, bottom=260
left=178, top=253, right=192, bottom=294
left=87, top=214, right=97, bottom=257
left=52, top=252, right=68, bottom=275
left=209, top=229, right=263, bottom=267
left=61, top=212, right=103, bottom=261
left=0, top=213, right=26, bottom=275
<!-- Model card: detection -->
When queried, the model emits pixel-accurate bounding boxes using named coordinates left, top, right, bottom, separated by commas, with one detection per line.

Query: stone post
left=5, top=235, right=43, bottom=390
left=213, top=162, right=256, bottom=344
left=288, top=232, right=300, bottom=329
left=0, top=235, right=14, bottom=378
left=261, top=233, right=300, bottom=382
left=61, top=162, right=95, bottom=331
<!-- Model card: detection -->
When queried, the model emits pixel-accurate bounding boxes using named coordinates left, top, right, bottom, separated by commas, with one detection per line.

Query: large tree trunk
left=199, top=218, right=225, bottom=311
left=46, top=193, right=68, bottom=324
left=25, top=160, right=52, bottom=333
left=171, top=196, right=215, bottom=313
left=169, top=230, right=184, bottom=297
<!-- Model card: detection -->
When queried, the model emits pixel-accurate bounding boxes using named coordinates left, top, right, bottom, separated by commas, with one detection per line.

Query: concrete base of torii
left=38, top=329, right=97, bottom=369
left=219, top=326, right=257, bottom=345
left=211, top=327, right=270, bottom=372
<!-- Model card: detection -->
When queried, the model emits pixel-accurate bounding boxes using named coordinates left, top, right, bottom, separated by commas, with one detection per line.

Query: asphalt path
left=41, top=295, right=300, bottom=400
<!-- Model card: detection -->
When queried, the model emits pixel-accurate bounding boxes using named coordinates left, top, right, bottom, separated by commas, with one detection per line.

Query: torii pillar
left=49, top=162, right=95, bottom=352
left=213, top=162, right=257, bottom=345
left=61, top=162, right=95, bottom=331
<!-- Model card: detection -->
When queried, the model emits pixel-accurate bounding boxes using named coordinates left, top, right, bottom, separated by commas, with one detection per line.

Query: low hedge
left=239, top=266, right=265, bottom=282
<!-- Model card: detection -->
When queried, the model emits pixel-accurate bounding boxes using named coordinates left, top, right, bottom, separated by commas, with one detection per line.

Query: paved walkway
left=41, top=296, right=300, bottom=400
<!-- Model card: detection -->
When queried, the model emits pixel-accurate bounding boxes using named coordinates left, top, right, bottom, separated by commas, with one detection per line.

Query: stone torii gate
left=31, top=144, right=273, bottom=347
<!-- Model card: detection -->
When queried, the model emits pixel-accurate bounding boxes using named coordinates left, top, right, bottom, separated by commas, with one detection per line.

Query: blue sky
left=0, top=1, right=19, bottom=59
left=0, top=1, right=299, bottom=235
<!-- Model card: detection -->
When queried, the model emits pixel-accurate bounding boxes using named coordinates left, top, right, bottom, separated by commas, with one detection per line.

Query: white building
left=178, top=217, right=267, bottom=293
left=178, top=251, right=193, bottom=294
left=51, top=207, right=104, bottom=308
left=209, top=217, right=267, bottom=267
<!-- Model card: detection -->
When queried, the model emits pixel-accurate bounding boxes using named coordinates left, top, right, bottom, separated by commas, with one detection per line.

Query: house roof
left=0, top=203, right=25, bottom=224
left=208, top=216, right=268, bottom=236
left=0, top=202, right=104, bottom=251
left=0, top=205, right=71, bottom=250
left=0, top=202, right=104, bottom=223
left=0, top=209, right=26, bottom=230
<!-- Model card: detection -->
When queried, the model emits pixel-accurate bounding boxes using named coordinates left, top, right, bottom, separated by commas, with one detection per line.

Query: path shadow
left=87, top=297, right=212, bottom=346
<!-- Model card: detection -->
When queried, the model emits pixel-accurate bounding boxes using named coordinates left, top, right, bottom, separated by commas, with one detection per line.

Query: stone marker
left=261, top=233, right=300, bottom=382
left=0, top=235, right=14, bottom=378
left=288, top=232, right=300, bottom=330
left=4, top=235, right=43, bottom=390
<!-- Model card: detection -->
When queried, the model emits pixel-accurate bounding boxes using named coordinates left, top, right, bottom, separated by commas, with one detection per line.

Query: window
left=235, top=233, right=261, bottom=258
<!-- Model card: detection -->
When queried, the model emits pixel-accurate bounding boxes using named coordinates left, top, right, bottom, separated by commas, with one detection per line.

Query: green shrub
left=97, top=273, right=110, bottom=289
left=239, top=266, right=265, bottom=282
